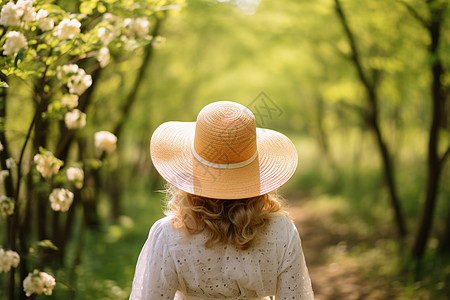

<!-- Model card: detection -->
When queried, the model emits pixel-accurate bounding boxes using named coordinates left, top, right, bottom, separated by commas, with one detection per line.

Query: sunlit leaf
left=37, top=239, right=59, bottom=251
left=98, top=3, right=107, bottom=13
left=80, top=0, right=98, bottom=15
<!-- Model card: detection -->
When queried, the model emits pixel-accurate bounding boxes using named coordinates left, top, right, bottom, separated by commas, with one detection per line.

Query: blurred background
left=1, top=0, right=449, bottom=299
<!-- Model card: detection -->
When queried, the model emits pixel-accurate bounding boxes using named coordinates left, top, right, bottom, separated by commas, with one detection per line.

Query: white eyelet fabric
left=130, top=213, right=313, bottom=300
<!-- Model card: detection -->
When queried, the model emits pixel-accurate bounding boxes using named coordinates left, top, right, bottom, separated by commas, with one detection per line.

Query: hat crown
left=193, top=101, right=257, bottom=166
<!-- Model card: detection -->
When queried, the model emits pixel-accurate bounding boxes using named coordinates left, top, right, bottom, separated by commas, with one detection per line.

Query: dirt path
left=287, top=201, right=379, bottom=300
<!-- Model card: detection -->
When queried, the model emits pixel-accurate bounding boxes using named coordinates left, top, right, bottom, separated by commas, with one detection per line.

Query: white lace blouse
left=130, top=213, right=313, bottom=300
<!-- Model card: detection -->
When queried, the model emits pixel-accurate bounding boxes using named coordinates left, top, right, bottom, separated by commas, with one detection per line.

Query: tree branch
left=398, top=0, right=430, bottom=29
left=333, top=0, right=408, bottom=239
left=329, top=42, right=353, bottom=61
left=15, top=65, right=50, bottom=204
left=333, top=0, right=372, bottom=91
left=113, top=15, right=165, bottom=140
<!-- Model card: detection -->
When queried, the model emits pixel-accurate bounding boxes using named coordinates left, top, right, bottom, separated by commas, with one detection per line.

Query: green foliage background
left=1, top=0, right=450, bottom=299
left=90, top=0, right=450, bottom=298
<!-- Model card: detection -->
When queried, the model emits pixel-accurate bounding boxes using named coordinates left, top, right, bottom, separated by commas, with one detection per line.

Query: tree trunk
left=367, top=89, right=407, bottom=238
left=113, top=17, right=164, bottom=139
left=34, top=93, right=49, bottom=241
left=108, top=17, right=165, bottom=221
left=438, top=203, right=450, bottom=254
left=334, top=0, right=407, bottom=239
left=411, top=4, right=446, bottom=259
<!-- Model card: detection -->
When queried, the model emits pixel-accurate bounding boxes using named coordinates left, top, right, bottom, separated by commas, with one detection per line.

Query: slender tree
left=333, top=0, right=408, bottom=239
left=400, top=0, right=450, bottom=260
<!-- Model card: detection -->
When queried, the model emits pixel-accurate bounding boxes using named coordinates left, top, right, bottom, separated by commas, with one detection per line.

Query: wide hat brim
left=150, top=122, right=298, bottom=199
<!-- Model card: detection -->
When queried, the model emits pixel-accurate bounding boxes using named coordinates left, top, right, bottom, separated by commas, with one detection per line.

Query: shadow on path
left=286, top=199, right=383, bottom=300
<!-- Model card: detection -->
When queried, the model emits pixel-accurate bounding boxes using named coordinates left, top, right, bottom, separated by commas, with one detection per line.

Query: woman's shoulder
left=148, top=216, right=176, bottom=237
left=269, top=212, right=295, bottom=228
left=152, top=215, right=173, bottom=227
left=263, top=212, right=299, bottom=241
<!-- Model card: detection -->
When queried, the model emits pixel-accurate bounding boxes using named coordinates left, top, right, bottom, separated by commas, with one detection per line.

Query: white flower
left=123, top=18, right=133, bottom=33
left=8, top=250, right=20, bottom=268
left=102, top=13, right=116, bottom=23
left=64, top=109, right=86, bottom=130
left=134, top=18, right=150, bottom=37
left=123, top=37, right=138, bottom=51
left=23, top=270, right=56, bottom=297
left=33, top=151, right=63, bottom=178
left=49, top=188, right=73, bottom=212
left=0, top=248, right=20, bottom=273
left=16, top=0, right=35, bottom=22
left=38, top=16, right=53, bottom=31
left=0, top=196, right=15, bottom=216
left=3, top=31, right=27, bottom=56
left=67, top=69, right=92, bottom=95
left=97, top=47, right=110, bottom=68
left=123, top=18, right=150, bottom=38
left=54, top=18, right=81, bottom=39
left=0, top=0, right=35, bottom=26
left=6, top=157, right=15, bottom=169
left=57, top=65, right=92, bottom=95
left=66, top=167, right=84, bottom=189
left=97, top=27, right=114, bottom=45
left=61, top=94, right=79, bottom=109
left=0, top=141, right=3, bottom=151
left=95, top=131, right=117, bottom=154
left=0, top=249, right=10, bottom=273
left=36, top=9, right=54, bottom=31
left=0, top=170, right=9, bottom=183
left=35, top=9, right=48, bottom=20
left=57, top=64, right=79, bottom=79
left=0, top=2, right=21, bottom=26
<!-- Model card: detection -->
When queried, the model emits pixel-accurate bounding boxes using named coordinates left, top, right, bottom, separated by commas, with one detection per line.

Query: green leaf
left=37, top=43, right=50, bottom=52
left=86, top=158, right=102, bottom=170
left=97, top=2, right=107, bottom=13
left=37, top=239, right=59, bottom=251
left=38, top=4, right=67, bottom=15
left=80, top=0, right=98, bottom=15
left=14, top=48, right=26, bottom=67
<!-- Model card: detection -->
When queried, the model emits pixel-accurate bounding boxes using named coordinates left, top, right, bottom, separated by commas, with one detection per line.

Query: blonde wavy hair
left=164, top=185, right=287, bottom=250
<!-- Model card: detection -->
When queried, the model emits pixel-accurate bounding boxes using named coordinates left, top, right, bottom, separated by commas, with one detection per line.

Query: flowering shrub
left=64, top=109, right=87, bottom=130
left=60, top=94, right=79, bottom=109
left=95, top=130, right=118, bottom=154
left=0, top=0, right=184, bottom=297
left=0, top=195, right=14, bottom=216
left=53, top=18, right=81, bottom=39
left=66, top=167, right=84, bottom=189
left=49, top=188, right=74, bottom=212
left=35, top=9, right=53, bottom=31
left=23, top=270, right=56, bottom=297
left=0, top=0, right=35, bottom=27
left=0, top=248, right=20, bottom=273
left=33, top=150, right=63, bottom=178
left=5, top=157, right=15, bottom=169
left=3, top=30, right=27, bottom=55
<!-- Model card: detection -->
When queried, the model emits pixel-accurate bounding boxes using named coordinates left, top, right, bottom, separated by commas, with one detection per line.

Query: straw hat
left=150, top=101, right=298, bottom=199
